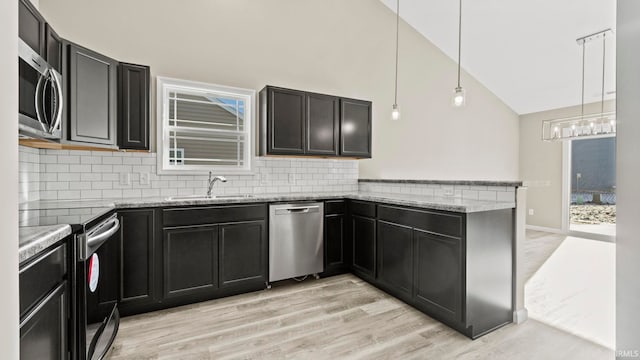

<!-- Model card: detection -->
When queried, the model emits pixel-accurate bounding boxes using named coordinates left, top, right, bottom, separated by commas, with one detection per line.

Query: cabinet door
left=306, top=93, right=339, bottom=155
left=119, top=210, right=156, bottom=306
left=340, top=98, right=372, bottom=158
left=44, top=24, right=62, bottom=73
left=18, top=0, right=45, bottom=54
left=267, top=87, right=306, bottom=154
left=377, top=221, right=413, bottom=300
left=325, top=214, right=346, bottom=272
left=20, top=282, right=68, bottom=360
left=352, top=215, right=376, bottom=278
left=163, top=226, right=218, bottom=299
left=413, top=229, right=463, bottom=323
left=219, top=221, right=267, bottom=288
left=118, top=63, right=150, bottom=150
left=67, top=43, right=118, bottom=146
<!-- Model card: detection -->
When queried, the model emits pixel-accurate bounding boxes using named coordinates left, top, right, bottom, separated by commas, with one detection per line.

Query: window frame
left=156, top=76, right=256, bottom=175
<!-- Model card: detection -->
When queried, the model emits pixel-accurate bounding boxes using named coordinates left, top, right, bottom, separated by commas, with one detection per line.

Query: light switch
left=119, top=173, right=130, bottom=186
left=529, top=209, right=535, bottom=216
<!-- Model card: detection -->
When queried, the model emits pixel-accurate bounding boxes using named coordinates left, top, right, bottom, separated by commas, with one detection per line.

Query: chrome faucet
left=207, top=172, right=227, bottom=197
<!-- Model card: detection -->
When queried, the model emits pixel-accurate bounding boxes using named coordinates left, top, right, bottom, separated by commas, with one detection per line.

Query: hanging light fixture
left=391, top=0, right=401, bottom=121
left=542, top=29, right=616, bottom=141
left=452, top=0, right=465, bottom=107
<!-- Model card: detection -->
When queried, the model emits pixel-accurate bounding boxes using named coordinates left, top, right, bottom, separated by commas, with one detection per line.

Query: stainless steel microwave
left=18, top=38, right=63, bottom=140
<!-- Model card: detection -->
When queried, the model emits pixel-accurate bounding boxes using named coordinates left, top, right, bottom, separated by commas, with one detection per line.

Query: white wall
left=616, top=0, right=640, bottom=353
left=0, top=0, right=20, bottom=357
left=38, top=0, right=519, bottom=182
left=519, top=100, right=615, bottom=229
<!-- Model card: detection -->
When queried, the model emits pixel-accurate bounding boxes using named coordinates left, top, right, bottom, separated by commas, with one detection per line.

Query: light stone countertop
left=18, top=192, right=515, bottom=263
left=19, top=224, right=72, bottom=264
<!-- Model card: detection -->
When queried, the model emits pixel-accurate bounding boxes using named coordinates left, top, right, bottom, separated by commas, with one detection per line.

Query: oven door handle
left=87, top=217, right=120, bottom=248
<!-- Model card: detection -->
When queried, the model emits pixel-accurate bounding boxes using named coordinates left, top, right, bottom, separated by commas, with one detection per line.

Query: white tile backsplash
left=19, top=148, right=358, bottom=203
left=358, top=181, right=516, bottom=202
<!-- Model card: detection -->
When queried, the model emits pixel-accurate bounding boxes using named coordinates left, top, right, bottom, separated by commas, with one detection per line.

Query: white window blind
left=157, top=77, right=255, bottom=174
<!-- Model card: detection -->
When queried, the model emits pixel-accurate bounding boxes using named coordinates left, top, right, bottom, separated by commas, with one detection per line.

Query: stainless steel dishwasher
left=269, top=202, right=324, bottom=284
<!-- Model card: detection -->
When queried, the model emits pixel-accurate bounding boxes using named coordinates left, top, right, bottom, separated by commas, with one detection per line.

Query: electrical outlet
left=288, top=173, right=295, bottom=184
left=119, top=173, right=130, bottom=186
left=529, top=209, right=535, bottom=216
left=443, top=189, right=454, bottom=197
left=140, top=173, right=150, bottom=185
left=260, top=173, right=269, bottom=185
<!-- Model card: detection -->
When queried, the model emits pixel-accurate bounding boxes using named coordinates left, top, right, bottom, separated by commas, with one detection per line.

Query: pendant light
left=391, top=0, right=401, bottom=121
left=541, top=29, right=616, bottom=141
left=452, top=0, right=466, bottom=107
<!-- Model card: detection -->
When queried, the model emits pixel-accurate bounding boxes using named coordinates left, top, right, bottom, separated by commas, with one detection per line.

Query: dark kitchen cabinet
left=18, top=0, right=45, bottom=55
left=66, top=42, right=118, bottom=146
left=377, top=220, right=413, bottom=301
left=261, top=87, right=306, bottom=155
left=45, top=24, right=62, bottom=73
left=259, top=86, right=372, bottom=158
left=306, top=93, right=339, bottom=156
left=119, top=209, right=156, bottom=310
left=219, top=221, right=267, bottom=288
left=340, top=98, right=372, bottom=158
left=19, top=239, right=71, bottom=360
left=118, top=63, right=150, bottom=150
left=20, top=282, right=68, bottom=360
left=163, top=226, right=219, bottom=299
left=323, top=200, right=350, bottom=276
left=413, top=229, right=463, bottom=323
left=351, top=215, right=376, bottom=279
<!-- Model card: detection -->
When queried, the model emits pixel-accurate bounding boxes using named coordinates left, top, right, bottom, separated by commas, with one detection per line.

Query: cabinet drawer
left=378, top=205, right=463, bottom=238
left=19, top=243, right=67, bottom=318
left=324, top=200, right=345, bottom=215
left=163, top=204, right=267, bottom=227
left=349, top=200, right=376, bottom=218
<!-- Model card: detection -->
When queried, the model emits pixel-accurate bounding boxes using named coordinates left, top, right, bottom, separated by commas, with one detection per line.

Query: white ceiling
left=381, top=0, right=616, bottom=115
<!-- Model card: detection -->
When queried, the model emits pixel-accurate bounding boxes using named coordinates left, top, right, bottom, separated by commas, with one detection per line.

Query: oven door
left=78, top=214, right=121, bottom=360
left=18, top=38, right=63, bottom=140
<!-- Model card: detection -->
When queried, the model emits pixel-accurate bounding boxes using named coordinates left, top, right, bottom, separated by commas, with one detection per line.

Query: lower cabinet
left=377, top=220, right=413, bottom=301
left=20, top=282, right=68, bottom=360
left=351, top=215, right=376, bottom=279
left=413, top=229, right=463, bottom=323
left=163, top=226, right=219, bottom=299
left=19, top=239, right=71, bottom=360
left=219, top=221, right=266, bottom=287
left=323, top=200, right=350, bottom=276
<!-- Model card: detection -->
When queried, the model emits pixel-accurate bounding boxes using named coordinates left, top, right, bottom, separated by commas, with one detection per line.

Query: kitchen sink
left=165, top=194, right=255, bottom=201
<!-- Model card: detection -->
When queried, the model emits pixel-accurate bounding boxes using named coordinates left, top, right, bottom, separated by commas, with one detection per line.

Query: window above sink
left=157, top=77, right=256, bottom=175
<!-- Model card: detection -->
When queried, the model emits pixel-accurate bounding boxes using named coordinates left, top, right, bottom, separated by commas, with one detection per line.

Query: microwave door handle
left=49, top=70, right=63, bottom=134
left=34, top=69, right=49, bottom=133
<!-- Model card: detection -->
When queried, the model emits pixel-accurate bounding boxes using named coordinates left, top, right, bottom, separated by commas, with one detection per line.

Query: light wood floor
left=109, top=274, right=612, bottom=359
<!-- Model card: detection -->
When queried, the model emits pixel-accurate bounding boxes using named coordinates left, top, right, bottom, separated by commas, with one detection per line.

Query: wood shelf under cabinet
left=19, top=138, right=151, bottom=153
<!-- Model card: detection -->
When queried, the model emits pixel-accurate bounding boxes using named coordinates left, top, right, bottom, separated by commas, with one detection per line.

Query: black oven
left=18, top=38, right=63, bottom=140
left=76, top=213, right=121, bottom=360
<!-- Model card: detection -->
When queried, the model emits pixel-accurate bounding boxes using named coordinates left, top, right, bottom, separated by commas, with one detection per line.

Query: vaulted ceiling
left=380, top=0, right=616, bottom=115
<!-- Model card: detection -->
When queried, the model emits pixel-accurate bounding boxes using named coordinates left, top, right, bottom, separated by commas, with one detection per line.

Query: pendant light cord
left=581, top=40, right=585, bottom=119
left=394, top=0, right=400, bottom=105
left=457, top=0, right=462, bottom=88
left=601, top=33, right=606, bottom=114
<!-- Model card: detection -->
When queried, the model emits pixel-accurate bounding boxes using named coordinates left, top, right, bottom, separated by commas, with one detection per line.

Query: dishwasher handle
left=274, top=205, right=320, bottom=215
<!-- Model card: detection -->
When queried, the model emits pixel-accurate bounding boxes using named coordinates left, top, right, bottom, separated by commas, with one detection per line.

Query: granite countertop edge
left=19, top=224, right=72, bottom=264
left=358, top=179, right=523, bottom=187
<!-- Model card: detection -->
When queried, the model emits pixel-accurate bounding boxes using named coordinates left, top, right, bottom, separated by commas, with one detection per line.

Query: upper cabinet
left=340, top=98, right=372, bottom=158
left=65, top=42, right=118, bottom=147
left=18, top=0, right=45, bottom=55
left=44, top=24, right=62, bottom=73
left=259, top=86, right=371, bottom=159
left=118, top=63, right=150, bottom=150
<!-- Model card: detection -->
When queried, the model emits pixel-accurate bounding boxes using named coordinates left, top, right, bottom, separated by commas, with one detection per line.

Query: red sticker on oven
left=88, top=253, right=100, bottom=293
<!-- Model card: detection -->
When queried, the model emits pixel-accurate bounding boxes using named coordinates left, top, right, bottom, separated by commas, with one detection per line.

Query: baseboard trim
left=525, top=225, right=565, bottom=234
left=513, top=308, right=529, bottom=324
